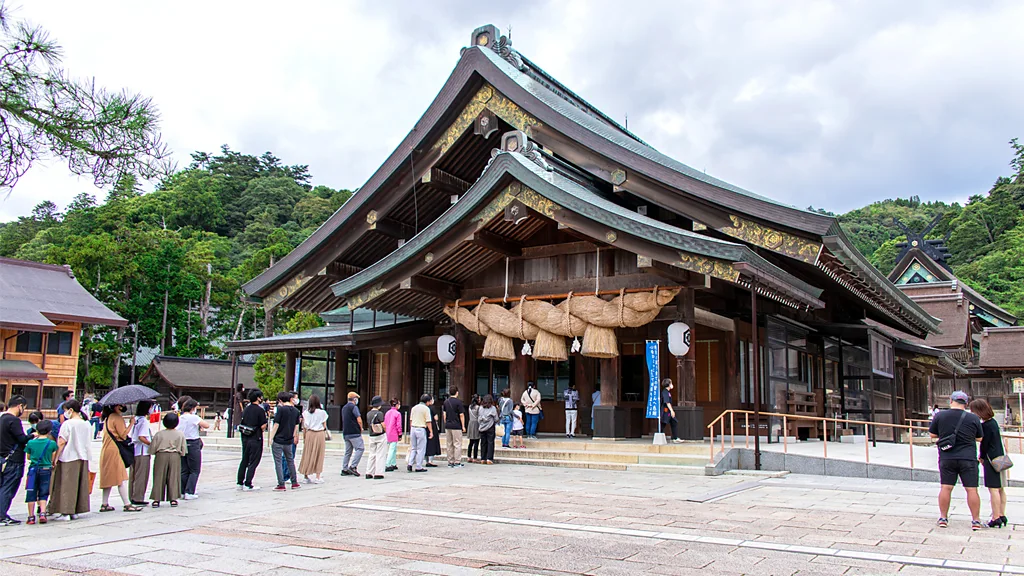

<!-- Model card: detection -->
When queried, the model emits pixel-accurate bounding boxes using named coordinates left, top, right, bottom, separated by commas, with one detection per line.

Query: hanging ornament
left=571, top=337, right=582, bottom=354
left=521, top=340, right=533, bottom=356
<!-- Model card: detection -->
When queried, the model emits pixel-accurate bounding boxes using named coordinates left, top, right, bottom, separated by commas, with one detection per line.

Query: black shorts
left=982, top=459, right=1007, bottom=489
left=939, top=459, right=979, bottom=488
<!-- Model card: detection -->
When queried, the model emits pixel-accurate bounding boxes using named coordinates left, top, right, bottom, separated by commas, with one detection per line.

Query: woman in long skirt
left=99, top=404, right=143, bottom=512
left=49, top=399, right=92, bottom=519
left=298, top=395, right=328, bottom=483
left=129, top=401, right=153, bottom=505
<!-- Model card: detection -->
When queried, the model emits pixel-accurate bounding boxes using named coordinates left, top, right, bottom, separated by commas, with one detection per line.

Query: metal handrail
left=706, top=409, right=929, bottom=468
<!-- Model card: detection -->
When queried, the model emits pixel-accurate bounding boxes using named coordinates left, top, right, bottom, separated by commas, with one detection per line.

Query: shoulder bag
left=990, top=453, right=1014, bottom=472
left=108, top=423, right=135, bottom=468
left=936, top=411, right=967, bottom=452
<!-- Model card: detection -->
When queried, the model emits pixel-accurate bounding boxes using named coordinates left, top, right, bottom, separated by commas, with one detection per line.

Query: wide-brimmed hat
left=370, top=395, right=383, bottom=407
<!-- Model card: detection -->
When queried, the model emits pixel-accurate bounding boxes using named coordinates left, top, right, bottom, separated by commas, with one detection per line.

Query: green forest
left=2, top=140, right=1020, bottom=393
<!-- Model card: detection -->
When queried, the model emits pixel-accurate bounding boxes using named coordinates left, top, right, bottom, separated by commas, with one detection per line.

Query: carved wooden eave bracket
left=717, top=215, right=823, bottom=264
left=431, top=83, right=542, bottom=158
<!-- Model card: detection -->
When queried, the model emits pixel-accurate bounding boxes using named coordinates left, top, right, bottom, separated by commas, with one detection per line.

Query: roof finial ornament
left=490, top=130, right=551, bottom=172
left=468, top=24, right=527, bottom=72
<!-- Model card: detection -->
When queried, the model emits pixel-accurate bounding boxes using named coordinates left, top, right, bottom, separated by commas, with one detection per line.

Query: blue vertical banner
left=645, top=340, right=661, bottom=419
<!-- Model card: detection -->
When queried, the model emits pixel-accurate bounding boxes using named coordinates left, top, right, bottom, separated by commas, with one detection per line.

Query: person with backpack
left=929, top=391, right=985, bottom=530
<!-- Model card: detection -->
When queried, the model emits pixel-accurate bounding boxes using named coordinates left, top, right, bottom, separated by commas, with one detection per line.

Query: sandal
left=169, top=500, right=178, bottom=507
left=38, top=514, right=46, bottom=524
left=123, top=504, right=143, bottom=512
left=99, top=504, right=115, bottom=512
left=26, top=515, right=35, bottom=525
left=151, top=502, right=160, bottom=508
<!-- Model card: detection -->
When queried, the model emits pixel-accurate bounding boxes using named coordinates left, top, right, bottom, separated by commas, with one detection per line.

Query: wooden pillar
left=725, top=328, right=740, bottom=410
left=510, top=350, right=530, bottom=402
left=284, top=350, right=297, bottom=392
left=450, top=327, right=473, bottom=399
left=600, top=356, right=620, bottom=406
left=333, top=348, right=347, bottom=406
left=389, top=342, right=407, bottom=403
left=402, top=344, right=417, bottom=408
left=575, top=356, right=596, bottom=433
left=677, top=288, right=697, bottom=407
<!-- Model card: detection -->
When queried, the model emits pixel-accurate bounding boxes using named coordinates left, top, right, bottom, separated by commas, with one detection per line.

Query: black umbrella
left=99, top=384, right=160, bottom=406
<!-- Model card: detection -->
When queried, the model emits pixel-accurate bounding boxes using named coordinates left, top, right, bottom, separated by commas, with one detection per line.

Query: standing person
left=98, top=404, right=142, bottom=512
left=661, top=379, right=683, bottom=443
left=970, top=398, right=1009, bottom=528
left=365, top=396, right=387, bottom=479
left=1, top=396, right=32, bottom=525
left=231, top=382, right=246, bottom=431
left=929, top=391, right=985, bottom=530
left=178, top=398, right=209, bottom=501
left=298, top=394, right=328, bottom=484
left=129, top=401, right=153, bottom=506
left=425, top=402, right=442, bottom=467
left=406, top=395, right=432, bottom=473
left=511, top=404, right=526, bottom=448
left=24, top=420, right=57, bottom=524
left=149, top=413, right=186, bottom=507
left=236, top=389, right=267, bottom=492
left=384, top=399, right=402, bottom=472
left=930, top=404, right=941, bottom=422
left=521, top=382, right=541, bottom=439
left=48, top=399, right=91, bottom=519
left=269, top=391, right=301, bottom=491
left=90, top=401, right=104, bottom=440
left=591, top=386, right=602, bottom=434
left=563, top=383, right=580, bottom=438
left=498, top=389, right=513, bottom=448
left=477, top=395, right=499, bottom=465
left=340, top=392, right=364, bottom=476
left=56, top=390, right=74, bottom=424
left=281, top=393, right=302, bottom=484
left=442, top=389, right=466, bottom=468
left=467, top=395, right=481, bottom=462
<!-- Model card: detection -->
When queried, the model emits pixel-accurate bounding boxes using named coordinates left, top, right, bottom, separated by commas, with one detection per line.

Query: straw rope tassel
left=519, top=295, right=532, bottom=356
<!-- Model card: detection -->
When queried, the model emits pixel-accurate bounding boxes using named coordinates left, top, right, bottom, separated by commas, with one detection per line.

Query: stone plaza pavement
left=3, top=447, right=1024, bottom=575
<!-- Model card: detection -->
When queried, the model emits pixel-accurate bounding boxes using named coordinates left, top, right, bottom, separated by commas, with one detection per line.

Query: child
left=214, top=410, right=223, bottom=431
left=511, top=404, right=525, bottom=449
left=25, top=420, right=57, bottom=525
left=149, top=412, right=187, bottom=507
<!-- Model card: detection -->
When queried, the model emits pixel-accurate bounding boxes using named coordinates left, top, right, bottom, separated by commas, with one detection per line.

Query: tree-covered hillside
left=0, top=146, right=348, bottom=390
left=835, top=139, right=1024, bottom=319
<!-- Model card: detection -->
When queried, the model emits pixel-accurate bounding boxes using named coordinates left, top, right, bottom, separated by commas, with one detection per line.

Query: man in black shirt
left=236, top=389, right=268, bottom=492
left=442, top=390, right=466, bottom=468
left=0, top=395, right=32, bottom=525
left=269, top=391, right=300, bottom=491
left=929, top=390, right=984, bottom=529
left=341, top=392, right=364, bottom=476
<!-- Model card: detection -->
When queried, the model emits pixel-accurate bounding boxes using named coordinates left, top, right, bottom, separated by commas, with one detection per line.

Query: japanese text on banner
left=646, top=340, right=660, bottom=419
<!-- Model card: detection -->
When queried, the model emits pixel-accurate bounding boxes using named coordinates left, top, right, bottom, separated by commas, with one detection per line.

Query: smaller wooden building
left=0, top=257, right=126, bottom=408
left=140, top=356, right=256, bottom=412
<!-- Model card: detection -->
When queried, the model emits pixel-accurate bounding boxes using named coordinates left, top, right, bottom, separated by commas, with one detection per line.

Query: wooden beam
left=460, top=272, right=679, bottom=301
left=468, top=230, right=522, bottom=257
left=399, top=275, right=462, bottom=302
left=369, top=216, right=414, bottom=240
left=518, top=241, right=600, bottom=260
left=424, top=167, right=472, bottom=195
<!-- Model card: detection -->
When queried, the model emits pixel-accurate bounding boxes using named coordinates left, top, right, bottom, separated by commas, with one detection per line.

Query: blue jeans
left=279, top=443, right=296, bottom=481
left=525, top=413, right=540, bottom=437
left=0, top=460, right=24, bottom=519
left=500, top=416, right=512, bottom=446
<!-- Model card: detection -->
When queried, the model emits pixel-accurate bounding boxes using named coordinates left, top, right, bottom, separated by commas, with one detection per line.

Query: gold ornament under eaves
left=721, top=216, right=822, bottom=264
left=675, top=254, right=739, bottom=282
left=473, top=182, right=556, bottom=226
left=431, top=84, right=542, bottom=157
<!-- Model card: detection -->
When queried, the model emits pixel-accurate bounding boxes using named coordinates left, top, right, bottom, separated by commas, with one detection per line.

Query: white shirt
left=130, top=416, right=152, bottom=456
left=178, top=412, right=202, bottom=440
left=58, top=418, right=92, bottom=463
left=304, top=409, right=328, bottom=431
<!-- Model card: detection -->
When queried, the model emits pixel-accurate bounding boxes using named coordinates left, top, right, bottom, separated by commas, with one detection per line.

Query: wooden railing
left=707, top=409, right=929, bottom=467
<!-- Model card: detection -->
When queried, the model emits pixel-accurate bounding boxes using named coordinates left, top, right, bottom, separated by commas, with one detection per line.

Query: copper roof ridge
left=0, top=256, right=74, bottom=277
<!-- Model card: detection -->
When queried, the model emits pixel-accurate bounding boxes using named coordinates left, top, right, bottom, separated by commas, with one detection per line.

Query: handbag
left=236, top=424, right=256, bottom=437
left=936, top=411, right=967, bottom=452
left=990, top=454, right=1014, bottom=472
left=495, top=423, right=506, bottom=437
left=108, top=424, right=135, bottom=468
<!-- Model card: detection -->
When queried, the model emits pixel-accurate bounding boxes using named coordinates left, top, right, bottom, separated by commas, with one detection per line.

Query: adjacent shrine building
left=232, top=25, right=944, bottom=440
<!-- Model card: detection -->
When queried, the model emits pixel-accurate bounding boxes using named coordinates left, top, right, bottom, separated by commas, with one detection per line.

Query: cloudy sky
left=4, top=0, right=1022, bottom=221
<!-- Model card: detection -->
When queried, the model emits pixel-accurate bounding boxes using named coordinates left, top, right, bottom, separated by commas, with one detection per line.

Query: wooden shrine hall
left=235, top=24, right=944, bottom=440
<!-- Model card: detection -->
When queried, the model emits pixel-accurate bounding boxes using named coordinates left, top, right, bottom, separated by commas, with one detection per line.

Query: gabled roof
left=140, top=356, right=255, bottom=391
left=0, top=359, right=48, bottom=381
left=329, top=150, right=824, bottom=314
left=978, top=327, right=1024, bottom=370
left=890, top=248, right=954, bottom=285
left=0, top=258, right=127, bottom=331
left=241, top=24, right=937, bottom=337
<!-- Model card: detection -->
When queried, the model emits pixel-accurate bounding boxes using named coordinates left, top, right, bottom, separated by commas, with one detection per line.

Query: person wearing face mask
left=48, top=399, right=92, bottom=519
left=520, top=382, right=542, bottom=439
left=0, top=396, right=33, bottom=525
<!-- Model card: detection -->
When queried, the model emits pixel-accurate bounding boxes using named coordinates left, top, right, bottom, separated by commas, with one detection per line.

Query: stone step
left=201, top=436, right=709, bottom=455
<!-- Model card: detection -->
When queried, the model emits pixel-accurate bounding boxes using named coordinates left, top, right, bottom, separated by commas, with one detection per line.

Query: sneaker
left=182, top=494, right=199, bottom=501
left=972, top=520, right=983, bottom=531
left=341, top=469, right=354, bottom=476
left=236, top=484, right=244, bottom=491
left=303, top=476, right=312, bottom=484
left=242, top=486, right=261, bottom=492
left=447, top=463, right=454, bottom=468
left=3, top=516, right=21, bottom=525
left=312, top=478, right=325, bottom=484
left=672, top=438, right=684, bottom=444
left=373, top=475, right=384, bottom=479
left=454, top=463, right=464, bottom=468
left=407, top=465, right=413, bottom=472
left=26, top=516, right=35, bottom=526
left=274, top=485, right=287, bottom=491
left=37, top=514, right=47, bottom=524
left=414, top=468, right=427, bottom=473
left=937, top=517, right=948, bottom=528
left=290, top=483, right=301, bottom=489
left=366, top=473, right=373, bottom=479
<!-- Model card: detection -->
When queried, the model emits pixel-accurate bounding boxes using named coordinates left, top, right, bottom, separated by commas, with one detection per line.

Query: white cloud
left=2, top=0, right=1021, bottom=221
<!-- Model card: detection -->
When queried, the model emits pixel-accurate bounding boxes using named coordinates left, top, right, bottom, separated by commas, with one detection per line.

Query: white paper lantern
left=667, top=322, right=691, bottom=357
left=437, top=334, right=457, bottom=364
